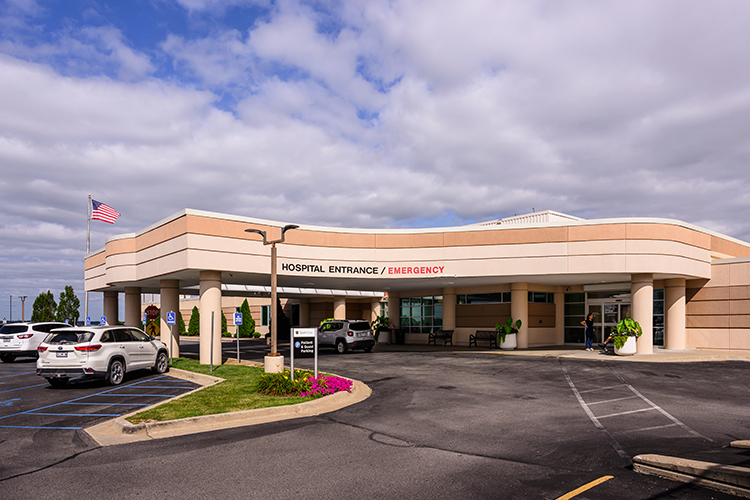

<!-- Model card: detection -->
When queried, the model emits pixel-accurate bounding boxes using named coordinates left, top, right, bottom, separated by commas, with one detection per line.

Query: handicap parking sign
left=100, top=316, right=107, bottom=325
left=166, top=312, right=176, bottom=325
left=234, top=312, right=242, bottom=325
left=85, top=317, right=91, bottom=326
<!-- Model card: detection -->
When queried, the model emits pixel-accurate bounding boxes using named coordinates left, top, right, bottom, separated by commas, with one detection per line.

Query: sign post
left=166, top=312, right=176, bottom=365
left=290, top=328, right=318, bottom=380
left=234, top=312, right=243, bottom=362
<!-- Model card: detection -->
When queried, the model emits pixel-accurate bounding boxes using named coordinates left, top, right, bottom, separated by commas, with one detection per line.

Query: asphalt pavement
left=1, top=341, right=749, bottom=499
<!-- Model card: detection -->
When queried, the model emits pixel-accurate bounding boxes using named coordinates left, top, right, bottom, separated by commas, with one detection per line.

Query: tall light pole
left=9, top=295, right=11, bottom=322
left=245, top=224, right=299, bottom=370
left=19, top=296, right=27, bottom=322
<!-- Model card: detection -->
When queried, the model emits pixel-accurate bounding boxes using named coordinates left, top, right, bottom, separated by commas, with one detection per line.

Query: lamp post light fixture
left=19, top=296, right=27, bottom=322
left=245, top=224, right=299, bottom=372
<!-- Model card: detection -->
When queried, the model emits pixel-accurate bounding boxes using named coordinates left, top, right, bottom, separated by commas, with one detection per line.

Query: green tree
left=55, top=285, right=80, bottom=325
left=187, top=306, right=200, bottom=336
left=178, top=311, right=186, bottom=336
left=221, top=312, right=229, bottom=337
left=31, top=291, right=56, bottom=322
left=238, top=299, right=256, bottom=338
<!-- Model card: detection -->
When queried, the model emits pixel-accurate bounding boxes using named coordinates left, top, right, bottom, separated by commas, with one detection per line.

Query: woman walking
left=581, top=313, right=595, bottom=351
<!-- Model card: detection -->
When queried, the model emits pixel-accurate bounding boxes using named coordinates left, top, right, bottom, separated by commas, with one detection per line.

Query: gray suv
left=318, top=319, right=375, bottom=354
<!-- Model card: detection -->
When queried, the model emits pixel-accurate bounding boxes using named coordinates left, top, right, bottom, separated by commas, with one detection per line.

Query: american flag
left=91, top=199, right=121, bottom=224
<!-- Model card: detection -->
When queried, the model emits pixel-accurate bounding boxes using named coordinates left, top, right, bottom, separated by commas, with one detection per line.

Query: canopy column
left=160, top=280, right=180, bottom=358
left=511, top=283, right=529, bottom=348
left=199, top=271, right=222, bottom=365
left=124, top=287, right=141, bottom=327
left=665, top=278, right=686, bottom=350
left=632, top=274, right=654, bottom=355
left=103, top=291, right=118, bottom=326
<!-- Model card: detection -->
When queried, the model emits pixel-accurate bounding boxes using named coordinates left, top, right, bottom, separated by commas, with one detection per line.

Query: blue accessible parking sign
left=234, top=312, right=242, bottom=325
left=166, top=312, right=176, bottom=325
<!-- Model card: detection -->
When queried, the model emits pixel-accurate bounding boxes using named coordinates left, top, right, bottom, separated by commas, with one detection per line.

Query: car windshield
left=0, top=325, right=28, bottom=334
left=43, top=331, right=94, bottom=345
left=349, top=322, right=370, bottom=331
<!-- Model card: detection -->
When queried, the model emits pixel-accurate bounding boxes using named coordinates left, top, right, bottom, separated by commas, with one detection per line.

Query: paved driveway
left=1, top=350, right=749, bottom=499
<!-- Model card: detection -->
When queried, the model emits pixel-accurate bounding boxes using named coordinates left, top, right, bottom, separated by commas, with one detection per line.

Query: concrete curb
left=85, top=369, right=371, bottom=446
left=633, top=454, right=750, bottom=498
left=732, top=441, right=750, bottom=449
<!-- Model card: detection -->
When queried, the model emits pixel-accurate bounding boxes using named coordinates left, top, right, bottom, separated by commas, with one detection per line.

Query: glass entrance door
left=588, top=301, right=631, bottom=343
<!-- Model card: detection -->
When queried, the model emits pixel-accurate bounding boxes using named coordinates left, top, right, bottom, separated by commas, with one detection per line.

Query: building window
left=261, top=305, right=270, bottom=327
left=529, top=292, right=554, bottom=303
left=564, top=293, right=585, bottom=343
left=400, top=296, right=443, bottom=333
left=653, top=289, right=664, bottom=346
left=457, top=292, right=510, bottom=304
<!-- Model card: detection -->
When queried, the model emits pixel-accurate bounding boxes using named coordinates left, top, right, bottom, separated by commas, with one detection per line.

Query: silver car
left=0, top=322, right=71, bottom=362
left=36, top=325, right=169, bottom=387
left=317, top=319, right=375, bottom=354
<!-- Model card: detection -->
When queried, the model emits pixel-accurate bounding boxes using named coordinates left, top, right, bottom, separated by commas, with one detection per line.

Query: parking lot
left=1, top=347, right=749, bottom=499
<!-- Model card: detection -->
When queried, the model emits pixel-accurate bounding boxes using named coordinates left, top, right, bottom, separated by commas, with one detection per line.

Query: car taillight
left=74, top=344, right=103, bottom=352
left=17, top=334, right=33, bottom=339
left=37, top=346, right=48, bottom=352
left=347, top=331, right=354, bottom=336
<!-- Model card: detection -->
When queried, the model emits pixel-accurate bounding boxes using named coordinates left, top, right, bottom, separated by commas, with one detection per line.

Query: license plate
left=56, top=352, right=68, bottom=358
left=2, top=339, right=9, bottom=342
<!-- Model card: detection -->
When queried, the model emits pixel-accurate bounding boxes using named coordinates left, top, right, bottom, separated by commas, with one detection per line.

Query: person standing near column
left=581, top=313, right=595, bottom=351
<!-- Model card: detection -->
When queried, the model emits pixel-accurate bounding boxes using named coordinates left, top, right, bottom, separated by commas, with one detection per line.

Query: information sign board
left=234, top=312, right=242, bottom=325
left=292, top=328, right=316, bottom=358
left=166, top=312, right=176, bottom=325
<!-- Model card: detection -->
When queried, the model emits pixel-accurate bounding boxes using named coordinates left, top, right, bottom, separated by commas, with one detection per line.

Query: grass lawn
left=126, top=358, right=315, bottom=424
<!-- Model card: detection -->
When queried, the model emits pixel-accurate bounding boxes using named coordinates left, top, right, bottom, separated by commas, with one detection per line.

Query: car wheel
left=153, top=351, right=169, bottom=374
left=107, top=359, right=125, bottom=386
left=335, top=339, right=348, bottom=354
left=0, top=354, right=14, bottom=363
left=47, top=377, right=68, bottom=388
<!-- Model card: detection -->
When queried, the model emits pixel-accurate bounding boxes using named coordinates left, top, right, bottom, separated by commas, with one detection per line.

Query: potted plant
left=495, top=317, right=522, bottom=350
left=612, top=317, right=642, bottom=356
left=371, top=315, right=391, bottom=344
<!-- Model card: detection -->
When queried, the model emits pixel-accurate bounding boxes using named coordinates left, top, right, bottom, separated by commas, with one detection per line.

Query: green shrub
left=256, top=370, right=314, bottom=396
left=238, top=299, right=256, bottom=338
left=186, top=306, right=200, bottom=336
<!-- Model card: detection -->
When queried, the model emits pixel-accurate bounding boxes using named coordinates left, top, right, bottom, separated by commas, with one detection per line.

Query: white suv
left=36, top=326, right=169, bottom=388
left=0, top=322, right=71, bottom=362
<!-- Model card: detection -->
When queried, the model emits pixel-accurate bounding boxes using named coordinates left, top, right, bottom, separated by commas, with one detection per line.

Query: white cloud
left=2, top=0, right=750, bottom=318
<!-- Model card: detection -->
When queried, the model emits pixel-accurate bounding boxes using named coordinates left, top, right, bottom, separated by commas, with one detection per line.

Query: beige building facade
left=84, top=209, right=750, bottom=364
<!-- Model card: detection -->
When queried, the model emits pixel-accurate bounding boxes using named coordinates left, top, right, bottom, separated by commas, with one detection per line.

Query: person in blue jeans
left=581, top=313, right=595, bottom=351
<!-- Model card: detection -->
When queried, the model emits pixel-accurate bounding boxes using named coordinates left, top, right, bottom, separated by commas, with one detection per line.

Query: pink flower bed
left=299, top=375, right=353, bottom=398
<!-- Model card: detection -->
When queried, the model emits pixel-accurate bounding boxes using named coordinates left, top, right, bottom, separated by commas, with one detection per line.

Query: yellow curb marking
left=555, top=475, right=614, bottom=500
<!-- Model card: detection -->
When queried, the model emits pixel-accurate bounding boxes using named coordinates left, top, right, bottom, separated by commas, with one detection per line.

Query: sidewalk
left=372, top=343, right=750, bottom=363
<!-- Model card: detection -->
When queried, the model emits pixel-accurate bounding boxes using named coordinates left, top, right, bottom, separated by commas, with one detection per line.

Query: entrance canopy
left=84, top=209, right=750, bottom=296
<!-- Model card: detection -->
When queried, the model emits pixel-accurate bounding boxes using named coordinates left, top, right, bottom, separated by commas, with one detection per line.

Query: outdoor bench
left=469, top=330, right=497, bottom=348
left=428, top=329, right=454, bottom=346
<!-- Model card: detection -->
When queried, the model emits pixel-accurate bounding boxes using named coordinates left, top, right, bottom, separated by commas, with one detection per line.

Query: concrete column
left=442, top=288, right=456, bottom=331
left=511, top=283, right=529, bottom=348
left=124, top=287, right=141, bottom=327
left=199, top=271, right=222, bottom=365
left=160, top=280, right=180, bottom=358
left=370, top=298, right=382, bottom=323
left=299, top=299, right=310, bottom=328
left=665, top=278, right=686, bottom=350
left=555, top=291, right=565, bottom=345
left=103, top=291, right=119, bottom=326
left=333, top=298, right=346, bottom=320
left=632, top=274, right=654, bottom=355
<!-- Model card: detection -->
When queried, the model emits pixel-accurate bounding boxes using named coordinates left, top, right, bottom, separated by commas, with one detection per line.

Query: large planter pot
left=377, top=329, right=390, bottom=344
left=615, top=336, right=637, bottom=356
left=500, top=333, right=517, bottom=351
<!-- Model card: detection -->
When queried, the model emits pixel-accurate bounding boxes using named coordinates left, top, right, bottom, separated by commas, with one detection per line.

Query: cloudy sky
left=1, top=0, right=749, bottom=320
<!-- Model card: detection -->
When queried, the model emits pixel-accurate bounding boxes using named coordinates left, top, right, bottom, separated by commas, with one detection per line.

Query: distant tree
left=238, top=299, right=256, bottom=338
left=56, top=285, right=80, bottom=325
left=178, top=311, right=186, bottom=336
left=31, top=291, right=56, bottom=322
left=187, top=306, right=200, bottom=336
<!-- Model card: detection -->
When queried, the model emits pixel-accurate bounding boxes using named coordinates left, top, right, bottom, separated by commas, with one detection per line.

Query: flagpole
left=85, top=194, right=91, bottom=321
